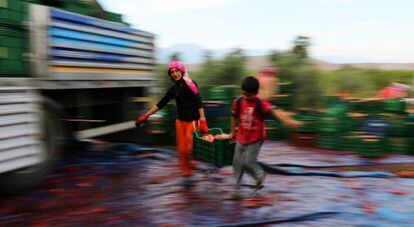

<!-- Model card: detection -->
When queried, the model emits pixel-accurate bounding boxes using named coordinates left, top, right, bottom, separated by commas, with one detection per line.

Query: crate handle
left=194, top=127, right=223, bottom=138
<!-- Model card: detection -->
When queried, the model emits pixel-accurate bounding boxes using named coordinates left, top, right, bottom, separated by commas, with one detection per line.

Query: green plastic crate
left=316, top=134, right=343, bottom=150
left=106, top=11, right=123, bottom=23
left=202, top=85, right=237, bottom=101
left=388, top=114, right=409, bottom=136
left=386, top=137, right=414, bottom=155
left=384, top=98, right=406, bottom=114
left=342, top=133, right=385, bottom=157
left=193, top=128, right=235, bottom=167
left=293, top=112, right=317, bottom=133
left=0, top=26, right=26, bottom=48
left=62, top=1, right=100, bottom=17
left=266, top=119, right=291, bottom=140
left=272, top=94, right=293, bottom=106
left=0, top=8, right=24, bottom=24
left=407, top=121, right=414, bottom=137
left=0, top=46, right=25, bottom=59
left=362, top=99, right=384, bottom=114
left=348, top=113, right=368, bottom=131
left=0, top=59, right=27, bottom=75
left=277, top=82, right=295, bottom=94
left=0, top=0, right=24, bottom=12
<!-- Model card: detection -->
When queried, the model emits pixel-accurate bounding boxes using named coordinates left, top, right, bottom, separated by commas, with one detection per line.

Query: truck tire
left=0, top=102, right=63, bottom=194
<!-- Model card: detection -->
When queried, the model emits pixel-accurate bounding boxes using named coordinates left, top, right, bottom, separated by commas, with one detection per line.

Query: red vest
left=232, top=96, right=273, bottom=144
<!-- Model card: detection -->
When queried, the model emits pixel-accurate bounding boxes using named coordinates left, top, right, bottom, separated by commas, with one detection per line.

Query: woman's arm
left=198, top=108, right=206, bottom=120
left=143, top=105, right=159, bottom=117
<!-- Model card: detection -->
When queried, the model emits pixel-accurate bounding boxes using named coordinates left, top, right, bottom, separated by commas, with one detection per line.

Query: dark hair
left=241, top=76, right=259, bottom=94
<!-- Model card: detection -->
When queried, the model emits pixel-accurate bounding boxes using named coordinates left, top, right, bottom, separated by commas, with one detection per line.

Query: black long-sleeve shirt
left=156, top=78, right=203, bottom=121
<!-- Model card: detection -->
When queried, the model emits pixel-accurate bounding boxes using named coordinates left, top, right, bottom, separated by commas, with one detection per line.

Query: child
left=135, top=61, right=209, bottom=180
left=230, top=76, right=302, bottom=195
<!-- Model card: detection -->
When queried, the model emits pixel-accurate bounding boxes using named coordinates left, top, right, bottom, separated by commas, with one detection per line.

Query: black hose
left=218, top=211, right=340, bottom=227
left=259, top=162, right=394, bottom=178
left=267, top=162, right=414, bottom=169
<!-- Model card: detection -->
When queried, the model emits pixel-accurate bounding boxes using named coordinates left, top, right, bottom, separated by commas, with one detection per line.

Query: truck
left=0, top=1, right=156, bottom=193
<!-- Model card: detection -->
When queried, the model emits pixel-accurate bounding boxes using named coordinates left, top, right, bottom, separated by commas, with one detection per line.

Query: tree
left=170, top=52, right=181, bottom=61
left=269, top=49, right=283, bottom=65
left=291, top=36, right=311, bottom=59
left=194, top=48, right=247, bottom=85
left=217, top=48, right=247, bottom=85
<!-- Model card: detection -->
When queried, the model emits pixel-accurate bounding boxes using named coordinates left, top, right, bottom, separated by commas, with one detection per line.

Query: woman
left=135, top=61, right=208, bottom=178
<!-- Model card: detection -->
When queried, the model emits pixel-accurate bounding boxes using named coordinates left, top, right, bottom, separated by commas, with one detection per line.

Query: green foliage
left=291, top=36, right=311, bottom=59
left=317, top=69, right=414, bottom=97
left=193, top=48, right=248, bottom=86
left=154, top=35, right=414, bottom=109
left=170, top=52, right=181, bottom=62
left=269, top=49, right=283, bottom=65
left=273, top=53, right=322, bottom=108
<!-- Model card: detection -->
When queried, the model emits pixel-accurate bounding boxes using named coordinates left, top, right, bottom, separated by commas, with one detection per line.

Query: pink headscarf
left=167, top=61, right=199, bottom=94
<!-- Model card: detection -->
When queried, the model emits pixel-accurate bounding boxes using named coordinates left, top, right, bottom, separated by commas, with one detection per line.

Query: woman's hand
left=199, top=118, right=209, bottom=133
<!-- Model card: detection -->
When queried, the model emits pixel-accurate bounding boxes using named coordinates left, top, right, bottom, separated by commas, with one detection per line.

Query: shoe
left=180, top=176, right=194, bottom=189
left=256, top=173, right=265, bottom=190
left=224, top=192, right=242, bottom=200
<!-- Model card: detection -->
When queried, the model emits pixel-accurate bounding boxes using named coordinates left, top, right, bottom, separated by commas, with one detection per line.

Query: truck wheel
left=0, top=104, right=62, bottom=194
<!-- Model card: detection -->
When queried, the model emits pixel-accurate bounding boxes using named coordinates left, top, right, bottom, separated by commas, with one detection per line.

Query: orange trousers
left=175, top=120, right=198, bottom=176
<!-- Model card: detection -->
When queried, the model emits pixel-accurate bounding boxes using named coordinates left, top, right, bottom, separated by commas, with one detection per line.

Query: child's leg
left=233, top=142, right=245, bottom=188
left=243, top=141, right=265, bottom=185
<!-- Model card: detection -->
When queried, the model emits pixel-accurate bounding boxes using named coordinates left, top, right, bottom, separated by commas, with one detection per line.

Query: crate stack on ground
left=290, top=108, right=318, bottom=147
left=272, top=82, right=295, bottom=111
left=201, top=85, right=237, bottom=133
left=267, top=81, right=296, bottom=140
left=266, top=118, right=291, bottom=141
left=344, top=98, right=385, bottom=157
left=316, top=104, right=349, bottom=150
left=383, top=99, right=414, bottom=155
left=342, top=132, right=385, bottom=158
left=146, top=103, right=177, bottom=145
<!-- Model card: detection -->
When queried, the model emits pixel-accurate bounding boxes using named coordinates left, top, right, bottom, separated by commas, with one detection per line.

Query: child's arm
left=230, top=116, right=238, bottom=139
left=272, top=109, right=303, bottom=127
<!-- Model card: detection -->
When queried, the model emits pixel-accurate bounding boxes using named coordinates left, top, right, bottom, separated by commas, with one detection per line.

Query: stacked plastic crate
left=383, top=99, right=414, bottom=155
left=201, top=85, right=237, bottom=133
left=147, top=103, right=177, bottom=146
left=272, top=82, right=295, bottom=111
left=0, top=0, right=30, bottom=76
left=290, top=108, right=318, bottom=147
left=344, top=99, right=386, bottom=157
left=267, top=81, right=296, bottom=140
left=316, top=105, right=348, bottom=150
left=60, top=0, right=101, bottom=18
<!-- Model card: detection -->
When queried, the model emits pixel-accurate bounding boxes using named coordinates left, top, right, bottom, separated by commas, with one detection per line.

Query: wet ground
left=1, top=141, right=414, bottom=226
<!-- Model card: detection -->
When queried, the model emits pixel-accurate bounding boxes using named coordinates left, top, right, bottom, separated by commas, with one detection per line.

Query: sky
left=98, top=0, right=414, bottom=63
